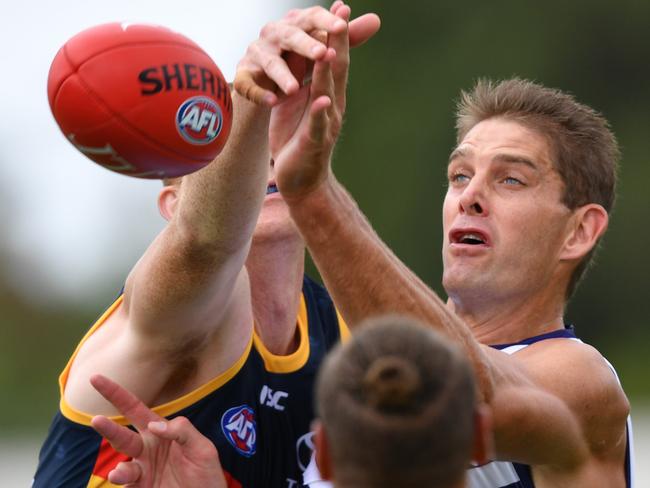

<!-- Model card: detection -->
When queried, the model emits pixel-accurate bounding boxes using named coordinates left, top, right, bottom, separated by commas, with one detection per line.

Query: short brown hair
left=456, top=78, right=620, bottom=296
left=316, top=316, right=476, bottom=488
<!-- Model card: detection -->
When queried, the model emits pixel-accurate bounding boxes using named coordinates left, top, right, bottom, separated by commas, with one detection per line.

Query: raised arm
left=64, top=8, right=351, bottom=415
left=269, top=12, right=629, bottom=482
left=124, top=4, right=365, bottom=345
left=123, top=93, right=270, bottom=342
left=279, top=122, right=628, bottom=480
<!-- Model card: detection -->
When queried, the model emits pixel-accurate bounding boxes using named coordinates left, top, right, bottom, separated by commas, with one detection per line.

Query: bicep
left=484, top=346, right=590, bottom=468
left=485, top=343, right=629, bottom=469
left=490, top=383, right=588, bottom=466
left=124, top=224, right=251, bottom=342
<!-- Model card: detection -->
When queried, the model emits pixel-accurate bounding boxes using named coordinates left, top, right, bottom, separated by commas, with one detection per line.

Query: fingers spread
left=90, top=374, right=161, bottom=431
left=91, top=415, right=143, bottom=458
left=235, top=6, right=349, bottom=104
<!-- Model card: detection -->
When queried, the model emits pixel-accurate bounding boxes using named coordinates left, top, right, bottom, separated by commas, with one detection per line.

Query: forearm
left=126, top=93, right=270, bottom=336
left=287, top=177, right=495, bottom=401
left=175, top=92, right=271, bottom=252
left=290, top=180, right=602, bottom=463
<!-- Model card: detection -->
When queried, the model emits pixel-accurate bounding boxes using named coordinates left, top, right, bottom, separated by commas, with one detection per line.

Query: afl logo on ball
left=176, top=96, right=223, bottom=145
left=221, top=405, right=257, bottom=457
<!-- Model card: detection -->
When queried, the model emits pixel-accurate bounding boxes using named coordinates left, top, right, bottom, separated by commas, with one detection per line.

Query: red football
left=47, top=22, right=232, bottom=179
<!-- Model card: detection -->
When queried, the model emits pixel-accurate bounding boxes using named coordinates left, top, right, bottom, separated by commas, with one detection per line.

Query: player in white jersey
left=463, top=330, right=634, bottom=487
left=306, top=329, right=633, bottom=488
left=248, top=30, right=634, bottom=488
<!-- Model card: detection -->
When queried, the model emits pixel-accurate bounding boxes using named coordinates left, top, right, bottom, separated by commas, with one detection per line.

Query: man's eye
left=503, top=176, right=523, bottom=185
left=450, top=173, right=470, bottom=183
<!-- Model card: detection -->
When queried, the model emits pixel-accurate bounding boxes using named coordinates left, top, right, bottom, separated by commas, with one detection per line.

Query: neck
left=246, top=235, right=305, bottom=355
left=447, top=282, right=566, bottom=345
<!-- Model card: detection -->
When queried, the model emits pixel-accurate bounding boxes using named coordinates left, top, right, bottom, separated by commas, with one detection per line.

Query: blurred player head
left=314, top=316, right=489, bottom=488
left=157, top=162, right=302, bottom=247
left=442, top=78, right=618, bottom=311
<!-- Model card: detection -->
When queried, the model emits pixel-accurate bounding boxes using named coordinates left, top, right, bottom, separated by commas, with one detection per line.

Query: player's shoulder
left=517, top=337, right=625, bottom=400
left=516, top=335, right=617, bottom=379
left=516, top=337, right=630, bottom=453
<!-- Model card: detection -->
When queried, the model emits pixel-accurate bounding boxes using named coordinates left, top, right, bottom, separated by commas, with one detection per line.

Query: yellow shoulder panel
left=59, top=295, right=253, bottom=426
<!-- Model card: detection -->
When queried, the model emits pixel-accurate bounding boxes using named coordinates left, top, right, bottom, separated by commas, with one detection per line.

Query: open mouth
left=266, top=184, right=278, bottom=195
left=450, top=230, right=488, bottom=246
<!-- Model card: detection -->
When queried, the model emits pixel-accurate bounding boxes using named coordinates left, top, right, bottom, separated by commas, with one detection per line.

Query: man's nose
left=458, top=178, right=488, bottom=216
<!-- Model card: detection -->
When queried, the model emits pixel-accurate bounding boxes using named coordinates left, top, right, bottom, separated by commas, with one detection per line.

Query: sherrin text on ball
left=47, top=22, right=232, bottom=178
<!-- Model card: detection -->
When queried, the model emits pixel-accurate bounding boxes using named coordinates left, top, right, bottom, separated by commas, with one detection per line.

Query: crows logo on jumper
left=176, top=96, right=223, bottom=145
left=221, top=405, right=257, bottom=457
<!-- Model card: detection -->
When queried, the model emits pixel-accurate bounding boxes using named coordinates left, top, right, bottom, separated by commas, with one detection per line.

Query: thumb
left=148, top=417, right=219, bottom=459
left=149, top=417, right=227, bottom=487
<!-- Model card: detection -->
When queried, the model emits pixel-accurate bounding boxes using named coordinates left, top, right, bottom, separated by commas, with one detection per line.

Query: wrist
left=282, top=171, right=335, bottom=208
left=285, top=174, right=355, bottom=244
left=231, top=90, right=271, bottom=117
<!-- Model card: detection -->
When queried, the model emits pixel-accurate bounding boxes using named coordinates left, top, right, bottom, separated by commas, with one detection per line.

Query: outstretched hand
left=234, top=1, right=380, bottom=107
left=90, top=375, right=226, bottom=488
left=271, top=2, right=361, bottom=202
left=233, top=2, right=379, bottom=201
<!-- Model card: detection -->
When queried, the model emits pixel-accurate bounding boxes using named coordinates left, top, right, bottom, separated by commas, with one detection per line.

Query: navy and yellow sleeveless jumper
left=33, top=275, right=348, bottom=488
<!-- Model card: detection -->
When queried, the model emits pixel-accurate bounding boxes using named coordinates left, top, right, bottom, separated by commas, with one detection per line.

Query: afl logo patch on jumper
left=221, top=405, right=257, bottom=457
left=176, top=96, right=223, bottom=145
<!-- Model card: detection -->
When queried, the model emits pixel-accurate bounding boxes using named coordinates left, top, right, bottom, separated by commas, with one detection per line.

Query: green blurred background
left=331, top=0, right=649, bottom=399
left=1, top=0, right=648, bottom=475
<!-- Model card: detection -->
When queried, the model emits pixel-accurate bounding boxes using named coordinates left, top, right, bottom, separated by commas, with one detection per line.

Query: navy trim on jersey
left=625, top=423, right=631, bottom=487
left=512, top=463, right=534, bottom=488
left=489, top=325, right=576, bottom=350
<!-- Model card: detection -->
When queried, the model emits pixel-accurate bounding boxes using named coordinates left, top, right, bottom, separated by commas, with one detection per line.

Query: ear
left=560, top=204, right=609, bottom=261
left=472, top=403, right=494, bottom=465
left=313, top=420, right=334, bottom=481
left=158, top=184, right=179, bottom=221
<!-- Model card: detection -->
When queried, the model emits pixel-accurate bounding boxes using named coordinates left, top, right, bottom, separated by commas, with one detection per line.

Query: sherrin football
left=47, top=22, right=232, bottom=179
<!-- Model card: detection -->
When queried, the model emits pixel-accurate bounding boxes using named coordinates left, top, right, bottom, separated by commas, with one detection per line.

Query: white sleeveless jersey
left=467, top=327, right=634, bottom=488
left=304, top=327, right=635, bottom=488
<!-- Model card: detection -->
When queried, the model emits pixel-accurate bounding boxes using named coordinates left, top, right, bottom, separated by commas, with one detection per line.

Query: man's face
left=442, top=118, right=572, bottom=306
left=252, top=161, right=301, bottom=245
left=251, top=90, right=311, bottom=246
